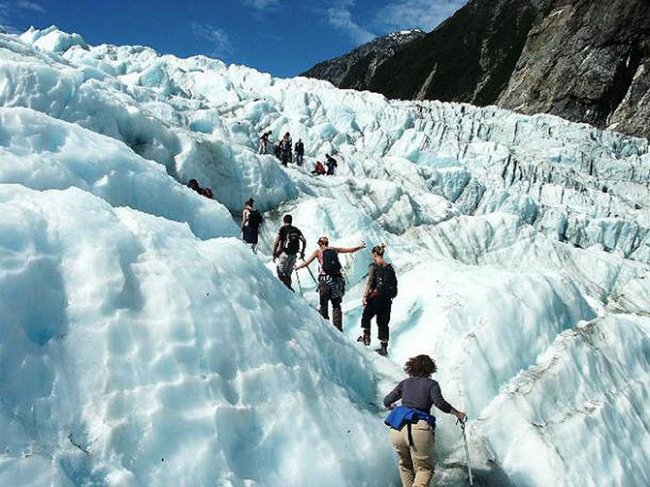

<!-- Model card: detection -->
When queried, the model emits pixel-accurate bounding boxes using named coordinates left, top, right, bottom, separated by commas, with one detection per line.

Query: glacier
left=0, top=25, right=649, bottom=486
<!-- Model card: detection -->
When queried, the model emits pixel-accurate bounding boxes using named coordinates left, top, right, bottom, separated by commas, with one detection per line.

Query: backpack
left=283, top=227, right=301, bottom=254
left=374, top=263, right=398, bottom=299
left=248, top=209, right=263, bottom=228
left=321, top=248, right=342, bottom=276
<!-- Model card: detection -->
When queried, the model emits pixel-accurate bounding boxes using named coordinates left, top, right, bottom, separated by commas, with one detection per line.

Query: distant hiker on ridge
left=241, top=198, right=263, bottom=253
left=295, top=138, right=305, bottom=167
left=325, top=154, right=338, bottom=175
left=258, top=131, right=271, bottom=154
left=384, top=354, right=467, bottom=487
left=357, top=244, right=398, bottom=356
left=280, top=132, right=292, bottom=166
left=296, top=236, right=365, bottom=331
left=187, top=178, right=213, bottom=199
left=312, top=160, right=326, bottom=176
left=272, top=214, right=306, bottom=290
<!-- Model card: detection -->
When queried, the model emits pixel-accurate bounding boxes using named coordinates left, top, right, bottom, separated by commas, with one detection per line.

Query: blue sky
left=0, top=0, right=466, bottom=77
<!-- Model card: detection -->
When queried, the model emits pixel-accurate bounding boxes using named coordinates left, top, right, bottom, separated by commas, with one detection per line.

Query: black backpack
left=283, top=227, right=301, bottom=254
left=374, top=263, right=398, bottom=299
left=321, top=248, right=342, bottom=276
left=248, top=209, right=263, bottom=228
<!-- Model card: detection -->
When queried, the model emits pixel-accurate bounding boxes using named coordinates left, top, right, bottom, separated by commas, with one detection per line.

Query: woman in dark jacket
left=384, top=355, right=467, bottom=487
left=357, top=244, right=396, bottom=356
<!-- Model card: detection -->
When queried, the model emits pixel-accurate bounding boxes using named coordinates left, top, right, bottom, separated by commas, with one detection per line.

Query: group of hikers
left=259, top=131, right=304, bottom=167
left=191, top=128, right=465, bottom=485
left=240, top=200, right=468, bottom=485
left=240, top=199, right=395, bottom=356
left=186, top=179, right=213, bottom=199
left=259, top=131, right=338, bottom=175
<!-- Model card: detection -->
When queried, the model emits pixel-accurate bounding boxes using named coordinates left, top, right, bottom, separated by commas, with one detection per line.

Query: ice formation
left=0, top=26, right=648, bottom=486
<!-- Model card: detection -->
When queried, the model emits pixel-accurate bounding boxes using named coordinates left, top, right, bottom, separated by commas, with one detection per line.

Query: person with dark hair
left=241, top=198, right=263, bottom=253
left=311, top=161, right=326, bottom=176
left=272, top=214, right=306, bottom=289
left=295, top=139, right=305, bottom=166
left=280, top=132, right=292, bottom=166
left=187, top=179, right=200, bottom=191
left=295, top=236, right=365, bottom=331
left=357, top=244, right=397, bottom=356
left=325, top=154, right=338, bottom=175
left=187, top=179, right=213, bottom=199
left=384, top=355, right=467, bottom=487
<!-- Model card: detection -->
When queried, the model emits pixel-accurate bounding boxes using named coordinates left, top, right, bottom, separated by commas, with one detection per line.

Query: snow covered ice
left=0, top=26, right=649, bottom=486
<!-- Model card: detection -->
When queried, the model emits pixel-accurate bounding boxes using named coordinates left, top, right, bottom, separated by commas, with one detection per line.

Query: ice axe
left=295, top=268, right=304, bottom=296
left=458, top=418, right=474, bottom=486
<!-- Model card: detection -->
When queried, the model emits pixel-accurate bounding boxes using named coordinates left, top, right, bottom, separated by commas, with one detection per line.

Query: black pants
left=361, top=297, right=391, bottom=341
left=319, top=280, right=342, bottom=331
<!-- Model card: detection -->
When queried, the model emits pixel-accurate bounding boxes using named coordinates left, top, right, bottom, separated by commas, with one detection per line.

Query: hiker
left=296, top=237, right=365, bottom=331
left=241, top=198, right=263, bottom=253
left=384, top=355, right=467, bottom=487
left=272, top=214, right=306, bottom=290
left=280, top=132, right=293, bottom=166
left=258, top=131, right=271, bottom=154
left=187, top=179, right=200, bottom=192
left=274, top=142, right=282, bottom=160
left=357, top=244, right=397, bottom=356
left=295, top=139, right=305, bottom=166
left=187, top=179, right=213, bottom=199
left=311, top=161, right=326, bottom=175
left=200, top=187, right=214, bottom=199
left=325, top=154, right=338, bottom=175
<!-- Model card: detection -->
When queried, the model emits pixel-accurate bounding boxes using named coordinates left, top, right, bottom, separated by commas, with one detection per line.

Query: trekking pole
left=295, top=269, right=303, bottom=296
left=458, top=418, right=474, bottom=486
left=303, top=261, right=318, bottom=285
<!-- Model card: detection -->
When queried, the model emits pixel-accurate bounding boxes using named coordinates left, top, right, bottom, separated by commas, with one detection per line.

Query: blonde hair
left=372, top=243, right=386, bottom=257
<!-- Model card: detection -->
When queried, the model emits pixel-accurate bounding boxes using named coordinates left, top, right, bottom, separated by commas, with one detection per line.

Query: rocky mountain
left=303, top=0, right=650, bottom=139
left=300, top=29, right=425, bottom=90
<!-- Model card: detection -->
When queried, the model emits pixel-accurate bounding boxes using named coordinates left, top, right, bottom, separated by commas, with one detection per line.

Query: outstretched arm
left=334, top=242, right=366, bottom=254
left=295, top=249, right=318, bottom=269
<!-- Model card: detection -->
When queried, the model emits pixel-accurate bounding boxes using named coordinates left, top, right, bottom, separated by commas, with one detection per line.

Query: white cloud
left=327, top=0, right=375, bottom=44
left=190, top=22, right=234, bottom=59
left=241, top=0, right=280, bottom=10
left=374, top=0, right=467, bottom=32
left=16, top=0, right=45, bottom=13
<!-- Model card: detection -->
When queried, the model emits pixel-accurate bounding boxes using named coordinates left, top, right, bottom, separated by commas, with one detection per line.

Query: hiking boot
left=357, top=333, right=370, bottom=346
left=375, top=341, right=388, bottom=357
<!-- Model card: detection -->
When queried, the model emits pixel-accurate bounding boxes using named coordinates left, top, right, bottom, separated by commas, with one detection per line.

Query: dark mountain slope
left=369, top=0, right=548, bottom=104
left=301, top=29, right=425, bottom=90
left=302, top=0, right=650, bottom=139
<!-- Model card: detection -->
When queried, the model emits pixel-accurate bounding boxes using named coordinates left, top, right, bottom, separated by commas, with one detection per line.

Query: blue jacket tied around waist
left=385, top=406, right=437, bottom=445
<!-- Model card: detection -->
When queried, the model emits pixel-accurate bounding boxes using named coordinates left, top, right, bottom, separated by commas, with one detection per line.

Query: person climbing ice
left=258, top=131, right=271, bottom=154
left=312, top=160, right=326, bottom=175
left=294, top=138, right=305, bottom=166
left=241, top=198, right=263, bottom=253
left=384, top=355, right=467, bottom=487
left=272, top=214, right=306, bottom=290
left=325, top=153, right=338, bottom=175
left=357, top=244, right=398, bottom=356
left=295, top=236, right=365, bottom=331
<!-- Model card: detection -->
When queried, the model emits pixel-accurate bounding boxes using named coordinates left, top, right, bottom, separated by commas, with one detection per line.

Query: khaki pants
left=390, top=420, right=435, bottom=487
